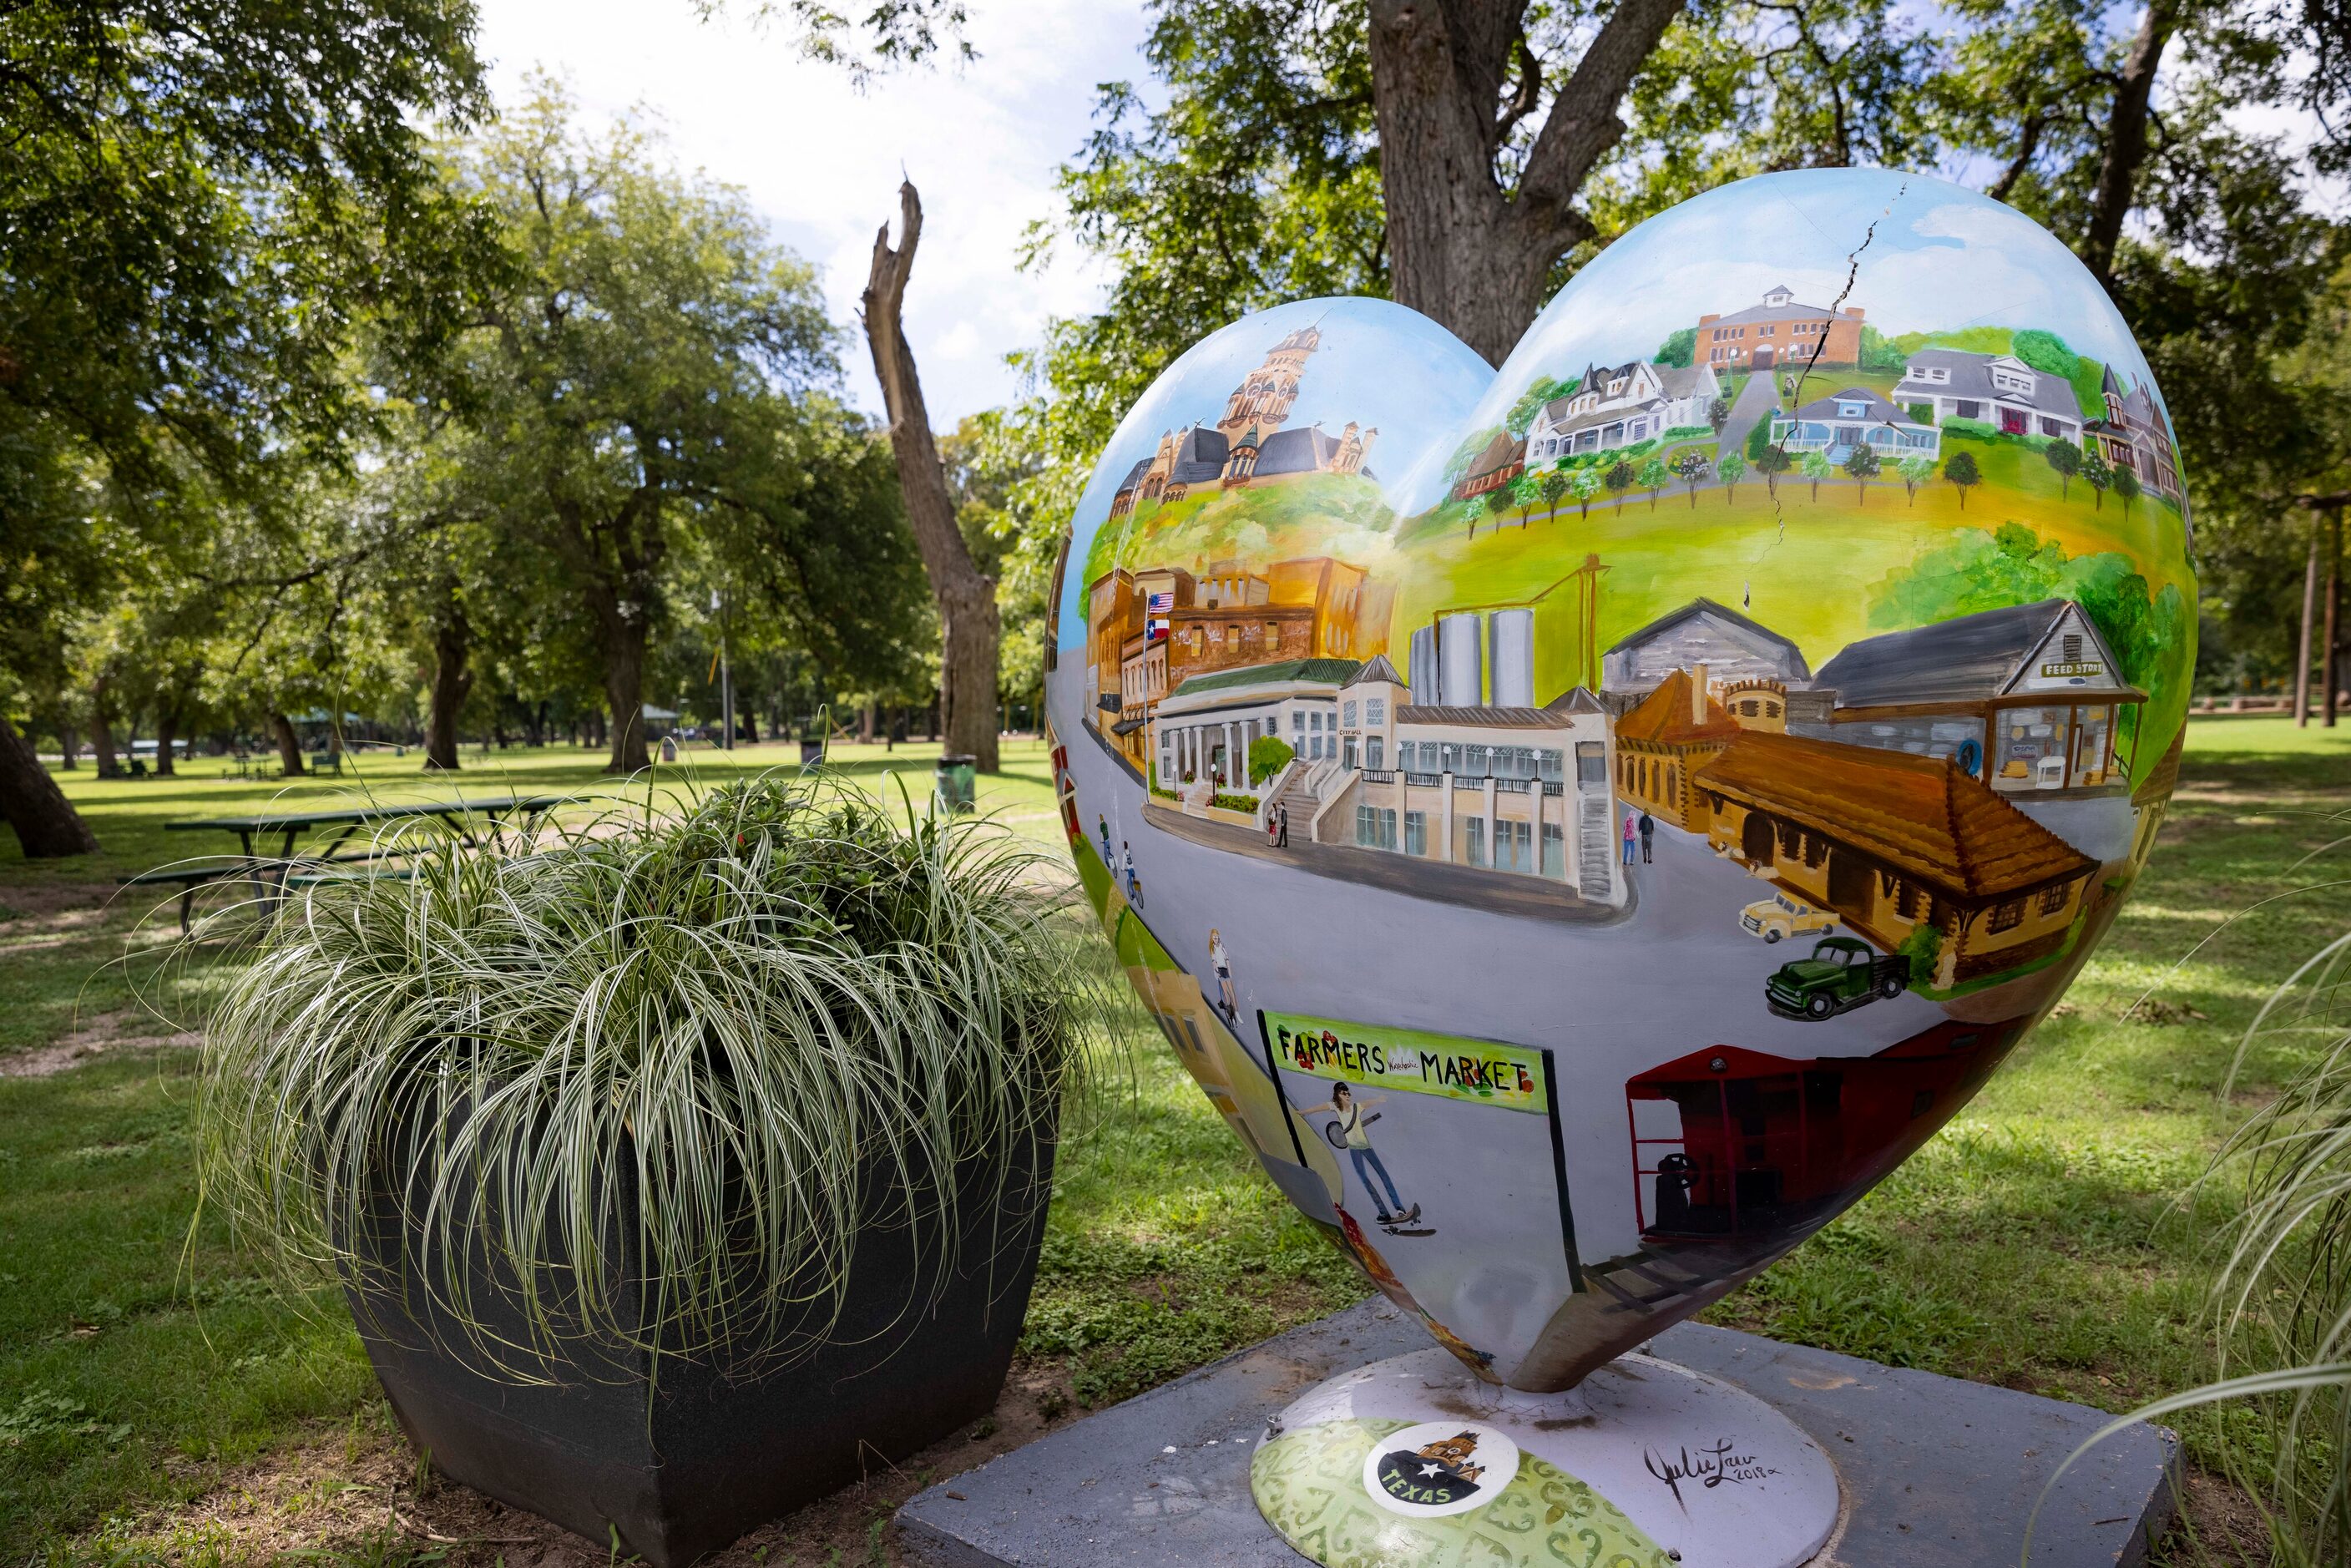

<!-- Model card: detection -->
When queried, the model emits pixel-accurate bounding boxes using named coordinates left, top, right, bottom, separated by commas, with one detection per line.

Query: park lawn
left=3, top=717, right=2344, bottom=1560
left=0, top=739, right=1363, bottom=1558
left=0, top=738, right=1069, bottom=888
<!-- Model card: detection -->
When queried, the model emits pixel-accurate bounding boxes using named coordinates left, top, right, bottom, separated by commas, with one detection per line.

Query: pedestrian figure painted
left=1210, top=927, right=1237, bottom=1021
left=1276, top=802, right=1290, bottom=848
left=1638, top=810, right=1656, bottom=864
left=1621, top=809, right=1639, bottom=865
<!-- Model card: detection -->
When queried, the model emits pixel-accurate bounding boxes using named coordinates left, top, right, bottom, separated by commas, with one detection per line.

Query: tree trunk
left=2081, top=0, right=2177, bottom=285
left=89, top=683, right=121, bottom=779
left=2297, top=509, right=2322, bottom=726
left=2326, top=507, right=2343, bottom=729
left=55, top=720, right=76, bottom=770
left=1368, top=0, right=1684, bottom=363
left=862, top=180, right=1000, bottom=771
left=425, top=596, right=473, bottom=770
left=0, top=716, right=98, bottom=857
left=271, top=712, right=307, bottom=775
left=154, top=704, right=178, bottom=777
left=601, top=615, right=653, bottom=773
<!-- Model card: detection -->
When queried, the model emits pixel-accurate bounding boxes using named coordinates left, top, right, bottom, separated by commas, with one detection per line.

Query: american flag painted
left=1145, top=590, right=1173, bottom=641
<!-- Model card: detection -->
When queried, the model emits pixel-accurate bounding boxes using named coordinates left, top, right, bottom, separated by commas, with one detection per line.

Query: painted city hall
left=1108, top=326, right=1379, bottom=517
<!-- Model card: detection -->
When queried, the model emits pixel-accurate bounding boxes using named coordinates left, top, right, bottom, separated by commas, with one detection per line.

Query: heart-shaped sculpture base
left=1253, top=1348, right=1839, bottom=1568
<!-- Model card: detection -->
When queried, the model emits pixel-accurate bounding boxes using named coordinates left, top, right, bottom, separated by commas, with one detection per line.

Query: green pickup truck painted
left=1765, top=936, right=1908, bottom=1019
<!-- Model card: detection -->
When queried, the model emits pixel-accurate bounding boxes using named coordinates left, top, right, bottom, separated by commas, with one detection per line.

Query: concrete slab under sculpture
left=896, top=1299, right=2177, bottom=1568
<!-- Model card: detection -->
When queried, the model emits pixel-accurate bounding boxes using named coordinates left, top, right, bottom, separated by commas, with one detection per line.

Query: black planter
left=346, top=1124, right=1055, bottom=1565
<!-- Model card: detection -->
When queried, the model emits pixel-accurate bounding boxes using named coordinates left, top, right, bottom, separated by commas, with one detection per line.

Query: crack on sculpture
left=1752, top=181, right=1909, bottom=609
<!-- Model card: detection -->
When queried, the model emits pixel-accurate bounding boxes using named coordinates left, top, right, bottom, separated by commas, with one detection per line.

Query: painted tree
left=1463, top=493, right=1488, bottom=539
left=1508, top=376, right=1573, bottom=437
left=1716, top=452, right=1747, bottom=502
left=1898, top=455, right=1935, bottom=505
left=1707, top=397, right=1732, bottom=435
left=1570, top=467, right=1601, bottom=517
left=1673, top=450, right=1711, bottom=508
left=1754, top=444, right=1791, bottom=498
left=1844, top=443, right=1882, bottom=501
left=1604, top=459, right=1636, bottom=510
left=2082, top=448, right=2113, bottom=510
left=1248, top=733, right=1294, bottom=786
left=1801, top=450, right=1833, bottom=501
left=2114, top=466, right=2142, bottom=520
left=1540, top=468, right=1570, bottom=522
left=1944, top=449, right=1982, bottom=510
left=1637, top=456, right=1669, bottom=511
left=1509, top=469, right=1543, bottom=527
left=2044, top=439, right=2081, bottom=498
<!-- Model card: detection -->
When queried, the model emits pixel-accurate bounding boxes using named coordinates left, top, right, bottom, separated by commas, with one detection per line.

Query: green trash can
left=934, top=754, right=977, bottom=815
left=799, top=736, right=825, bottom=769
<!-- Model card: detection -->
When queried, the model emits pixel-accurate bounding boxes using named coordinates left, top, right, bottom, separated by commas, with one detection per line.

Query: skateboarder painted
left=1300, top=1082, right=1418, bottom=1227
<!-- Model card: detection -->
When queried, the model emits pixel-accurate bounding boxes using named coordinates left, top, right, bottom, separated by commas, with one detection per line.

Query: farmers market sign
left=1264, top=1011, right=1548, bottom=1113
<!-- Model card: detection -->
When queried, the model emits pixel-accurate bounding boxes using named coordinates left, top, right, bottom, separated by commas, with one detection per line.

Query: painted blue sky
left=1056, top=296, right=1492, bottom=647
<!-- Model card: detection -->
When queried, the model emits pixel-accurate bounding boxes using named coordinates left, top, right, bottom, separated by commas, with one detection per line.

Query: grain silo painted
left=1488, top=609, right=1535, bottom=709
left=1409, top=625, right=1441, bottom=707
left=1438, top=612, right=1484, bottom=706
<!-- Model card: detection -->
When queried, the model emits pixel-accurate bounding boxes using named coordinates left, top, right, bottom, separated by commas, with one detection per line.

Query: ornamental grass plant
left=2040, top=918, right=2351, bottom=1566
left=2197, top=924, right=2351, bottom=1565
left=193, top=773, right=1099, bottom=1384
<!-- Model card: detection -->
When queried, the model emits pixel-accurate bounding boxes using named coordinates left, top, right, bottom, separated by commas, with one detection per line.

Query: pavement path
left=1711, top=367, right=1782, bottom=464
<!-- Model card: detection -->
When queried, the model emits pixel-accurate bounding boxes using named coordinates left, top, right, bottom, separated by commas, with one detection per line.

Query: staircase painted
left=1577, top=794, right=1615, bottom=900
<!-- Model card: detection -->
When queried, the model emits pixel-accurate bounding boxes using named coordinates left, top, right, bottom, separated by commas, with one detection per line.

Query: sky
left=472, top=0, right=1155, bottom=424
left=473, top=2, right=2337, bottom=438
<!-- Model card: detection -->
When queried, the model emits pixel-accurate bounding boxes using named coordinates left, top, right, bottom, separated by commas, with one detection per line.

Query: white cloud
left=1909, top=200, right=2050, bottom=252
left=473, top=0, right=1150, bottom=422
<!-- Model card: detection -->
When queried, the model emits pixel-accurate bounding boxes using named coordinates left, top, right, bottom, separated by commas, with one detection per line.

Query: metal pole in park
left=712, top=588, right=734, bottom=751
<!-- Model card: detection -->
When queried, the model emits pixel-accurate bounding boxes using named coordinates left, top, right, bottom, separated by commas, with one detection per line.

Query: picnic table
left=165, top=795, right=573, bottom=860
left=133, top=795, right=575, bottom=931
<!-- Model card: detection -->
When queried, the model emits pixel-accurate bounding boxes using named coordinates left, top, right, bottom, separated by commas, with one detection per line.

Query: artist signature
left=1643, top=1438, right=1782, bottom=1506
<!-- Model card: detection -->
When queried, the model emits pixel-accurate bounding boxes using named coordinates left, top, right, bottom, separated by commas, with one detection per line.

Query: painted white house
left=1767, top=387, right=1941, bottom=464
left=1149, top=656, right=1360, bottom=789
left=1525, top=360, right=1722, bottom=463
left=1891, top=348, right=2084, bottom=443
left=1322, top=656, right=1625, bottom=905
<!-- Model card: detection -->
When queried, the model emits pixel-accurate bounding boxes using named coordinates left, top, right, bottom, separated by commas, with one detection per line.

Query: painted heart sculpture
left=1044, top=166, right=2192, bottom=1414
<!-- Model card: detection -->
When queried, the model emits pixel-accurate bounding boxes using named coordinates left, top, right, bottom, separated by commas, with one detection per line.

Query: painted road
left=1054, top=664, right=1953, bottom=1263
